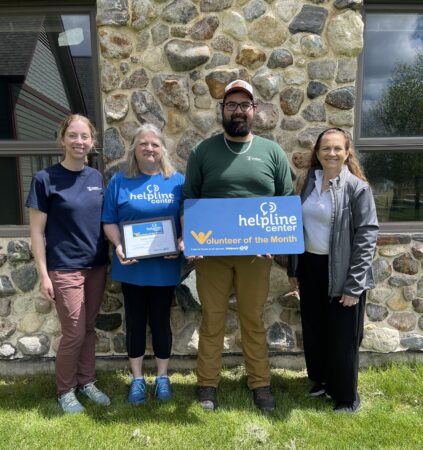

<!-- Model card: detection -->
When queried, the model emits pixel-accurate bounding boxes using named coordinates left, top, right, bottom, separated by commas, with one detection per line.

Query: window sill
left=1, top=224, right=422, bottom=239
left=0, top=226, right=30, bottom=238
left=378, top=222, right=423, bottom=235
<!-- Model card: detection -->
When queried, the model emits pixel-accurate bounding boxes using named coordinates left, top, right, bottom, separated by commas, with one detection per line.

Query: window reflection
left=360, top=152, right=423, bottom=222
left=0, top=14, right=94, bottom=141
left=361, top=12, right=423, bottom=138
left=0, top=12, right=96, bottom=226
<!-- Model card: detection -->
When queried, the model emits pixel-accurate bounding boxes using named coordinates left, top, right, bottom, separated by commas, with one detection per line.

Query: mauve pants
left=49, top=265, right=107, bottom=396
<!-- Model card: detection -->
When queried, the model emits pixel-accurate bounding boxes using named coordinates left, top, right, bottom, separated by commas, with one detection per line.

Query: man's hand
left=256, top=254, right=273, bottom=260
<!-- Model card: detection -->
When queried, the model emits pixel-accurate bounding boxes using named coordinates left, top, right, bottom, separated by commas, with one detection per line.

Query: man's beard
left=222, top=115, right=252, bottom=137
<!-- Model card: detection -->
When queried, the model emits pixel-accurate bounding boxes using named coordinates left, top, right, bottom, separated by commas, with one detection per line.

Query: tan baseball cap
left=224, top=79, right=254, bottom=100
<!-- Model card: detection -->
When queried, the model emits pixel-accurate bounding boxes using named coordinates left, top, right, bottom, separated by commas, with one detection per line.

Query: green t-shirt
left=183, top=133, right=294, bottom=199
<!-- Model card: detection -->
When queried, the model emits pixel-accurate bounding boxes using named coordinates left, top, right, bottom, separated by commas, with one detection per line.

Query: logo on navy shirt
left=87, top=186, right=102, bottom=191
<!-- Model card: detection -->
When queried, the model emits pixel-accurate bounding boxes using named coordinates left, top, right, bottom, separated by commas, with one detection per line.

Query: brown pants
left=195, top=256, right=272, bottom=390
left=49, top=265, right=107, bottom=395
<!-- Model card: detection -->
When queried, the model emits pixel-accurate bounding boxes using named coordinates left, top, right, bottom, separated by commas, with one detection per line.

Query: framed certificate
left=120, top=216, right=179, bottom=260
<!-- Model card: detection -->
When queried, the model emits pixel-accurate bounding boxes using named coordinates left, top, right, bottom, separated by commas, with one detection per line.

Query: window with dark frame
left=356, top=2, right=423, bottom=226
left=0, top=1, right=100, bottom=229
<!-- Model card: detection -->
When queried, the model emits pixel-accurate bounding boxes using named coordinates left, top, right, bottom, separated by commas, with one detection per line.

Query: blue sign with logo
left=184, top=196, right=304, bottom=256
left=132, top=222, right=164, bottom=237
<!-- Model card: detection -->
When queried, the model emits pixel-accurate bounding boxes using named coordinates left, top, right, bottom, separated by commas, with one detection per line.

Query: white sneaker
left=79, top=382, right=110, bottom=406
left=58, top=389, right=85, bottom=413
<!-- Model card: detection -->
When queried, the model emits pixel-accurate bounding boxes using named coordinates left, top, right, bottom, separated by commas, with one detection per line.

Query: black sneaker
left=333, top=394, right=361, bottom=413
left=197, top=386, right=217, bottom=411
left=252, top=386, right=276, bottom=412
left=309, top=382, right=326, bottom=397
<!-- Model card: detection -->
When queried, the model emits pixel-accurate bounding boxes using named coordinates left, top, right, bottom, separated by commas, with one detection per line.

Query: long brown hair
left=125, top=124, right=175, bottom=179
left=305, top=127, right=367, bottom=186
left=311, top=128, right=366, bottom=180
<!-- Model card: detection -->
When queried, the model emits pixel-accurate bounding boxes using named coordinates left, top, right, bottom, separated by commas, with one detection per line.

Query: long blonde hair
left=125, top=124, right=175, bottom=179
left=57, top=114, right=96, bottom=148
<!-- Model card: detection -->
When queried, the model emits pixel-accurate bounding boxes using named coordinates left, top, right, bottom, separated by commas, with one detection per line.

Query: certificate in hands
left=120, top=216, right=179, bottom=260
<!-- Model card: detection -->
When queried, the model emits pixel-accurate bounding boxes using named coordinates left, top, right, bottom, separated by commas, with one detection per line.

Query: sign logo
left=133, top=222, right=163, bottom=237
left=191, top=230, right=212, bottom=244
left=239, top=202, right=297, bottom=231
left=260, top=202, right=277, bottom=216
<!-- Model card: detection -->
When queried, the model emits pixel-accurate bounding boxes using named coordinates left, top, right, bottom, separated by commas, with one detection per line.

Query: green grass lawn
left=0, top=364, right=422, bottom=450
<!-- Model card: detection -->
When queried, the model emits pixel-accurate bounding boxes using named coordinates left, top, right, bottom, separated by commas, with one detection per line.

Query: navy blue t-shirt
left=26, top=163, right=108, bottom=271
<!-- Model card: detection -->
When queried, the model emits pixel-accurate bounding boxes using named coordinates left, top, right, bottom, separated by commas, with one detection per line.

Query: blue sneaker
left=155, top=375, right=172, bottom=401
left=128, top=378, right=147, bottom=405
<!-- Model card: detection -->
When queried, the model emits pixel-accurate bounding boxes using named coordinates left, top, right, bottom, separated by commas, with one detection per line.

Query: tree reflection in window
left=363, top=53, right=423, bottom=138
left=361, top=12, right=423, bottom=139
left=361, top=152, right=423, bottom=222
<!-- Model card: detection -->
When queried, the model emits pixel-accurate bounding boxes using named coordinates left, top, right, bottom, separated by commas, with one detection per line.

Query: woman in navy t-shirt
left=26, top=114, right=109, bottom=413
left=102, top=123, right=184, bottom=405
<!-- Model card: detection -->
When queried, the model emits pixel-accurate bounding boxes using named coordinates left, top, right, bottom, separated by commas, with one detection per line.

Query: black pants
left=298, top=252, right=365, bottom=403
left=121, top=283, right=175, bottom=359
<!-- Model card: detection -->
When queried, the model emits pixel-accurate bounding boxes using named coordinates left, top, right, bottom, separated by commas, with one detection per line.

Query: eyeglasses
left=222, top=101, right=255, bottom=112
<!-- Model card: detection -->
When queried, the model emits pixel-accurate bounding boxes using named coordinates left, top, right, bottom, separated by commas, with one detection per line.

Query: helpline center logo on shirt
left=129, top=184, right=175, bottom=204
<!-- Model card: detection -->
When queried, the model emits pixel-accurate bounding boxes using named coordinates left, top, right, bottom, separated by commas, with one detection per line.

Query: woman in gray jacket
left=288, top=128, right=378, bottom=413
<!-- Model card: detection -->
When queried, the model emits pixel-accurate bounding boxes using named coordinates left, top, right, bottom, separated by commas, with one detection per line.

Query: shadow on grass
left=0, top=367, right=334, bottom=423
left=186, top=366, right=334, bottom=419
left=0, top=371, right=201, bottom=425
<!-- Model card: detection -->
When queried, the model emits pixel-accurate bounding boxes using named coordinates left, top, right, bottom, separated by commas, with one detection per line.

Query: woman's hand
left=164, top=237, right=184, bottom=259
left=288, top=277, right=299, bottom=290
left=177, top=237, right=184, bottom=253
left=339, top=294, right=359, bottom=307
left=116, top=244, right=138, bottom=265
left=288, top=276, right=300, bottom=300
left=39, top=275, right=55, bottom=303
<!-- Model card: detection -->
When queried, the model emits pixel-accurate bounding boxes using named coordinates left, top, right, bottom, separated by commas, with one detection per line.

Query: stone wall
left=1, top=234, right=423, bottom=362
left=1, top=0, right=422, bottom=365
left=97, top=0, right=363, bottom=187
left=365, top=236, right=423, bottom=353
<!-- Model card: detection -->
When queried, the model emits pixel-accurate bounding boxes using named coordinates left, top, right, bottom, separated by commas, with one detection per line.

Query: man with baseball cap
left=223, top=79, right=254, bottom=99
left=183, top=79, right=294, bottom=412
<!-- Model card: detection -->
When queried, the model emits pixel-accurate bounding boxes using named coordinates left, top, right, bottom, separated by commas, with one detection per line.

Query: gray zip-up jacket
left=288, top=165, right=379, bottom=299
